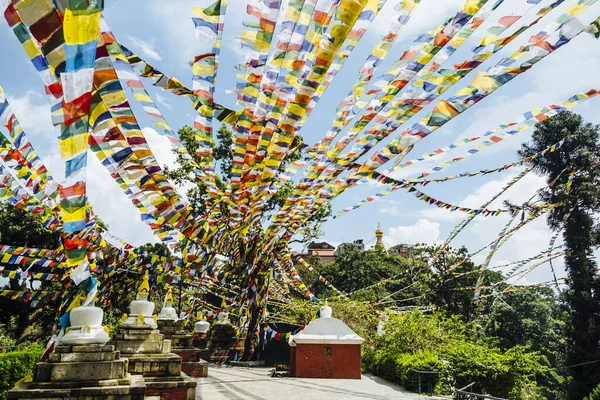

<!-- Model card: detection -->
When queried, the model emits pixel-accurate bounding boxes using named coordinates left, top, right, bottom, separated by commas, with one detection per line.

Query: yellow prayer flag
left=133, top=93, right=153, bottom=103
left=63, top=9, right=101, bottom=45
left=59, top=133, right=89, bottom=158
left=22, top=39, right=41, bottom=59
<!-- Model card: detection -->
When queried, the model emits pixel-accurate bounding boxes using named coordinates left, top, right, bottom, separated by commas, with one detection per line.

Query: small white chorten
left=157, top=286, right=178, bottom=321
left=123, top=270, right=157, bottom=328
left=195, top=315, right=210, bottom=333
left=61, top=293, right=110, bottom=345
left=289, top=301, right=364, bottom=346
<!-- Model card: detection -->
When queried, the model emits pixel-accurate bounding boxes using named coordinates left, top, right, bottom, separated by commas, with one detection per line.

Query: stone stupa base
left=156, top=319, right=193, bottom=349
left=204, top=323, right=237, bottom=363
left=8, top=344, right=146, bottom=400
left=156, top=319, right=208, bottom=378
left=111, top=325, right=197, bottom=399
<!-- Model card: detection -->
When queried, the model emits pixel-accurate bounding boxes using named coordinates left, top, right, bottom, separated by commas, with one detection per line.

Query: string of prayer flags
left=293, top=254, right=348, bottom=299
left=355, top=1, right=595, bottom=178
left=0, top=245, right=64, bottom=261
left=0, top=288, right=66, bottom=307
left=333, top=0, right=571, bottom=169
left=267, top=0, right=493, bottom=240
left=0, top=253, right=63, bottom=269
left=278, top=0, right=599, bottom=238
left=298, top=0, right=387, bottom=127
left=0, top=87, right=57, bottom=200
left=57, top=1, right=102, bottom=234
left=427, top=168, right=530, bottom=269
left=278, top=0, right=587, bottom=234
left=330, top=136, right=567, bottom=220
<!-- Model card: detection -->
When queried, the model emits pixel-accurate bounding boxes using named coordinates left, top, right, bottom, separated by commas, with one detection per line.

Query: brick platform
left=181, top=359, right=208, bottom=378
left=144, top=376, right=197, bottom=400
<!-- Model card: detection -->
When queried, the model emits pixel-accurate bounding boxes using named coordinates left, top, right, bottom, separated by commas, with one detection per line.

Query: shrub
left=396, top=351, right=442, bottom=393
left=585, top=384, right=600, bottom=400
left=367, top=311, right=554, bottom=398
left=0, top=345, right=43, bottom=400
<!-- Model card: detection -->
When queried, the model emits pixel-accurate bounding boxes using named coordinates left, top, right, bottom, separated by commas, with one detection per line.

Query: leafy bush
left=276, top=299, right=378, bottom=340
left=585, top=384, right=600, bottom=400
left=367, top=311, right=557, bottom=399
left=396, top=351, right=442, bottom=392
left=0, top=345, right=43, bottom=400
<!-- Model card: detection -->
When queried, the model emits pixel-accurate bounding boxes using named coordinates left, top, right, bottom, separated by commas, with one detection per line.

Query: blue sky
left=1, top=0, right=600, bottom=285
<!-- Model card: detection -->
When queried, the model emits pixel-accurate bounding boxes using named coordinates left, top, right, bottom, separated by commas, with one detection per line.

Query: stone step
left=8, top=374, right=146, bottom=399
left=126, top=353, right=182, bottom=377
left=113, top=331, right=164, bottom=341
left=112, top=338, right=171, bottom=355
left=35, top=359, right=129, bottom=382
left=48, top=350, right=118, bottom=363
left=55, top=344, right=115, bottom=353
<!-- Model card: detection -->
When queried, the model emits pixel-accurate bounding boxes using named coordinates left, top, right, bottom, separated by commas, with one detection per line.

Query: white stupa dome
left=289, top=304, right=364, bottom=346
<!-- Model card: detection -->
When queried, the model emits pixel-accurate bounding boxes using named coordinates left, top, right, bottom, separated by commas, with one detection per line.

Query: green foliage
left=0, top=318, right=16, bottom=349
left=136, top=242, right=173, bottom=260
left=0, top=203, right=61, bottom=344
left=519, top=112, right=600, bottom=399
left=275, top=299, right=377, bottom=340
left=364, top=311, right=557, bottom=399
left=297, top=249, right=428, bottom=305
left=0, top=203, right=60, bottom=248
left=417, top=245, right=504, bottom=321
left=297, top=246, right=503, bottom=320
left=441, top=342, right=556, bottom=399
left=396, top=351, right=442, bottom=392
left=0, top=345, right=43, bottom=399
left=585, top=384, right=600, bottom=400
left=489, top=286, right=566, bottom=364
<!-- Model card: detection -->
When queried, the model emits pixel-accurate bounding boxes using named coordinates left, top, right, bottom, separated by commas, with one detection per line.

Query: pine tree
left=519, top=111, right=600, bottom=399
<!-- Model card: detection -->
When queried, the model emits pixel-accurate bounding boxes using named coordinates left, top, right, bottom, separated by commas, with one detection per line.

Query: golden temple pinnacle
left=138, top=270, right=151, bottom=299
left=375, top=223, right=385, bottom=252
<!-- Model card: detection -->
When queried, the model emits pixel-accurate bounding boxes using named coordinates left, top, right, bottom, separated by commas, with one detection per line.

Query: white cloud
left=143, top=127, right=178, bottom=170
left=86, top=153, right=157, bottom=246
left=155, top=93, right=173, bottom=110
left=379, top=204, right=399, bottom=216
left=6, top=91, right=54, bottom=137
left=460, top=171, right=546, bottom=209
left=368, top=0, right=466, bottom=39
left=385, top=218, right=440, bottom=245
left=127, top=36, right=162, bottom=61
left=419, top=206, right=464, bottom=222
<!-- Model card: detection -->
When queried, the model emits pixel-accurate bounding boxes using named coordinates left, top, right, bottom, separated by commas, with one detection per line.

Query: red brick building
left=289, top=305, right=364, bottom=379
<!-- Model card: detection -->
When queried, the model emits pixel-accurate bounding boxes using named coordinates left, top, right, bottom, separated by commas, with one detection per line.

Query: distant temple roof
left=307, top=242, right=335, bottom=250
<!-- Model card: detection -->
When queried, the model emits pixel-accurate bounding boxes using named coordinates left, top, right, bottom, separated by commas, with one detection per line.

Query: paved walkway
left=194, top=367, right=441, bottom=400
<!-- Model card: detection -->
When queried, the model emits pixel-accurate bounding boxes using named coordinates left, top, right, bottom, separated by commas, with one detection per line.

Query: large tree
left=416, top=244, right=503, bottom=321
left=519, top=111, right=600, bottom=399
left=0, top=203, right=61, bottom=344
left=166, top=125, right=330, bottom=229
left=165, top=125, right=330, bottom=359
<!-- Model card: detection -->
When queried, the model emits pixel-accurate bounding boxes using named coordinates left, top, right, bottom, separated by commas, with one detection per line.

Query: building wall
left=309, top=249, right=335, bottom=257
left=293, top=343, right=361, bottom=379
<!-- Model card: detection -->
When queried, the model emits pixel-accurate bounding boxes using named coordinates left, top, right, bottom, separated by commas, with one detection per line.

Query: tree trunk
left=564, top=208, right=600, bottom=400
left=242, top=305, right=260, bottom=361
